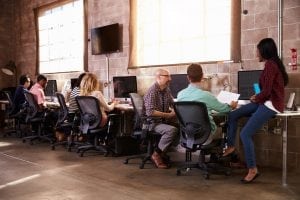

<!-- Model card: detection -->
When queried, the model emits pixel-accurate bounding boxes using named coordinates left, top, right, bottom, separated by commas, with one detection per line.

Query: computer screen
left=169, top=74, right=189, bottom=98
left=113, top=76, right=137, bottom=98
left=44, top=80, right=58, bottom=97
left=238, top=70, right=263, bottom=100
left=70, top=78, right=78, bottom=89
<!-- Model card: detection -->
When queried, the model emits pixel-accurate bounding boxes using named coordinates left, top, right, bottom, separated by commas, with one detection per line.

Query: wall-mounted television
left=91, top=23, right=120, bottom=55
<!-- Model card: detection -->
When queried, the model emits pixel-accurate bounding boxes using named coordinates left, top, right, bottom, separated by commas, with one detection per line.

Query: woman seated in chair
left=80, top=73, right=118, bottom=127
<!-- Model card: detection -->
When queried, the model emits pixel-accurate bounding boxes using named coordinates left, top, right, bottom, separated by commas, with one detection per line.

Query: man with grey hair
left=143, top=69, right=178, bottom=169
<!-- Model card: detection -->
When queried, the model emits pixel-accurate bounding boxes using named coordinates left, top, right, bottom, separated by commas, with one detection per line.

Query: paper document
left=217, top=91, right=240, bottom=104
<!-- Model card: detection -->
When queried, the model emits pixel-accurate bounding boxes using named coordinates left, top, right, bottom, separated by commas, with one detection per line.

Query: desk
left=0, top=100, right=9, bottom=110
left=114, top=104, right=134, bottom=136
left=276, top=111, right=300, bottom=186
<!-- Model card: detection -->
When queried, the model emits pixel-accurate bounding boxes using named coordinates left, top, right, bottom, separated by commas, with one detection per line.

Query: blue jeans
left=227, top=103, right=276, bottom=168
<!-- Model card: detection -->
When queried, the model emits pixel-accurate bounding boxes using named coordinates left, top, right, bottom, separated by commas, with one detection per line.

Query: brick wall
left=0, top=0, right=15, bottom=88
left=0, top=0, right=299, bottom=170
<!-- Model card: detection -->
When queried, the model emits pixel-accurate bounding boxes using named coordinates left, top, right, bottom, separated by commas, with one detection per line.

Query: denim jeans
left=227, top=103, right=276, bottom=168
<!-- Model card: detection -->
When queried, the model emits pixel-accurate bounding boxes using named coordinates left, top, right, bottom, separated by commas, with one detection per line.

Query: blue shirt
left=177, top=84, right=231, bottom=133
left=12, top=85, right=28, bottom=114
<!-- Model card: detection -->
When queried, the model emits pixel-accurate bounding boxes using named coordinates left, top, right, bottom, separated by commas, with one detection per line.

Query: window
left=129, top=0, right=241, bottom=67
left=36, top=0, right=86, bottom=73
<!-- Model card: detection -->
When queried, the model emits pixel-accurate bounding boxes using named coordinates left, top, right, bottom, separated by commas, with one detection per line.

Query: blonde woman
left=80, top=73, right=117, bottom=127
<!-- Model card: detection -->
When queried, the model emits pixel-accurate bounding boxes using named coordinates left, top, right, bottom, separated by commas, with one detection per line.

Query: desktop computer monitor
left=169, top=74, right=189, bottom=98
left=70, top=78, right=78, bottom=89
left=238, top=70, right=263, bottom=100
left=113, top=76, right=137, bottom=99
left=44, top=80, right=58, bottom=97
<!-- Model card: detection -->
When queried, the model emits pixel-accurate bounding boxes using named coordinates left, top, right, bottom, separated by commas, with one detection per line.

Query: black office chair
left=2, top=91, right=27, bottom=138
left=75, top=96, right=116, bottom=157
left=22, top=91, right=54, bottom=145
left=123, top=93, right=161, bottom=169
left=51, top=92, right=76, bottom=150
left=174, top=101, right=231, bottom=179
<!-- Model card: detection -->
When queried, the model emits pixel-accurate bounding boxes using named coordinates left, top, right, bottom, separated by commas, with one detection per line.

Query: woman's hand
left=250, top=95, right=257, bottom=103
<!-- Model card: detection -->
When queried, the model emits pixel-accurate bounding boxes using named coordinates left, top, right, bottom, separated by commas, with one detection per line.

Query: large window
left=36, top=0, right=85, bottom=74
left=129, top=0, right=241, bottom=67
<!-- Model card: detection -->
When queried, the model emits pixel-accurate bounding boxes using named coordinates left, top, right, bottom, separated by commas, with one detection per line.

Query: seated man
left=30, top=74, right=48, bottom=110
left=12, top=74, right=31, bottom=114
left=30, top=74, right=56, bottom=132
left=177, top=64, right=237, bottom=144
left=144, top=69, right=178, bottom=169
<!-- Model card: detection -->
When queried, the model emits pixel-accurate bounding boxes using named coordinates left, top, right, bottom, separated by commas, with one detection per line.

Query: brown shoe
left=151, top=151, right=168, bottom=169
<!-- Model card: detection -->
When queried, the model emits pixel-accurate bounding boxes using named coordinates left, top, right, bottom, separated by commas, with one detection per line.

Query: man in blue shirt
left=177, top=64, right=237, bottom=144
left=12, top=74, right=31, bottom=114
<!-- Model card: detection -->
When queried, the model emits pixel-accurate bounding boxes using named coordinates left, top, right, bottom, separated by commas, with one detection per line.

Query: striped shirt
left=68, top=87, right=80, bottom=113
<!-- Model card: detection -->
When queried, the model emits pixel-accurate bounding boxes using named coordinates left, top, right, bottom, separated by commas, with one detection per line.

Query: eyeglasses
left=159, top=74, right=170, bottom=77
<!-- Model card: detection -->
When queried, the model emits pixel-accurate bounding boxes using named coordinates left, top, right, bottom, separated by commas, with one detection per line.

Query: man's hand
left=230, top=101, right=238, bottom=110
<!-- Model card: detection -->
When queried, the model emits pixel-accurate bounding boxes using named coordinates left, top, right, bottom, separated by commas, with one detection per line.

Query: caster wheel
left=139, top=164, right=144, bottom=169
left=225, top=171, right=231, bottom=176
left=123, top=160, right=128, bottom=164
left=51, top=146, right=55, bottom=150
left=203, top=174, right=210, bottom=180
left=176, top=170, right=181, bottom=176
left=22, top=139, right=26, bottom=143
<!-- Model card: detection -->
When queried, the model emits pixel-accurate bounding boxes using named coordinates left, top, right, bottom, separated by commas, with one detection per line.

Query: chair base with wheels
left=123, top=132, right=161, bottom=169
left=176, top=139, right=232, bottom=179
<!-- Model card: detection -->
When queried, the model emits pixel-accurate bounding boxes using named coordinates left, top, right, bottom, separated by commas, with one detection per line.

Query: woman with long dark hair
left=223, top=38, right=289, bottom=183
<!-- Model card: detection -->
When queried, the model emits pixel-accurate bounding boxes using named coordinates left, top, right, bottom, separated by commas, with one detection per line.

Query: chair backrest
left=4, top=91, right=15, bottom=115
left=56, top=92, right=69, bottom=124
left=129, top=93, right=146, bottom=131
left=75, top=96, right=102, bottom=133
left=174, top=101, right=211, bottom=148
left=129, top=93, right=144, bottom=118
left=24, top=91, right=40, bottom=120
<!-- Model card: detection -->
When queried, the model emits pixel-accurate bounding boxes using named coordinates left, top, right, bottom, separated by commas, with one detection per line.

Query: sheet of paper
left=217, top=90, right=240, bottom=104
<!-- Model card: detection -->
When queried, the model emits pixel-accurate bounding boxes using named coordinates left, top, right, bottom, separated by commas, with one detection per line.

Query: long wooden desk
left=276, top=111, right=300, bottom=186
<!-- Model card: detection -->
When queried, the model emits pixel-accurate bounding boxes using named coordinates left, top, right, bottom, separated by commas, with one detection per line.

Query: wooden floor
left=0, top=134, right=299, bottom=200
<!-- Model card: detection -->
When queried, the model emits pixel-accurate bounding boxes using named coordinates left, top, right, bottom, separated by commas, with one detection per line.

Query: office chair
left=123, top=93, right=161, bottom=169
left=75, top=96, right=117, bottom=157
left=51, top=92, right=76, bottom=151
left=173, top=101, right=231, bottom=179
left=22, top=91, right=54, bottom=145
left=2, top=91, right=27, bottom=138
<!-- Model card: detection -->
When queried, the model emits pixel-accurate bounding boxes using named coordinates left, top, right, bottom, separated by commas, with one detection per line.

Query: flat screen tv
left=238, top=70, right=263, bottom=100
left=113, top=76, right=137, bottom=98
left=169, top=74, right=189, bottom=98
left=91, top=23, right=120, bottom=55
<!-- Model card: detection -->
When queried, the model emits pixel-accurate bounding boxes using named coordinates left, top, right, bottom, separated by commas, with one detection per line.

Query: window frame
left=129, top=0, right=241, bottom=68
left=34, top=0, right=88, bottom=74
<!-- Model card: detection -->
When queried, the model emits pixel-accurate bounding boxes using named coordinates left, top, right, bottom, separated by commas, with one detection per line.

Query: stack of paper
left=217, top=91, right=240, bottom=104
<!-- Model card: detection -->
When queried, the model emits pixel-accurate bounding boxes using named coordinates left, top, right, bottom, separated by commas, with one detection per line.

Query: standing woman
left=80, top=73, right=117, bottom=127
left=223, top=38, right=289, bottom=183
